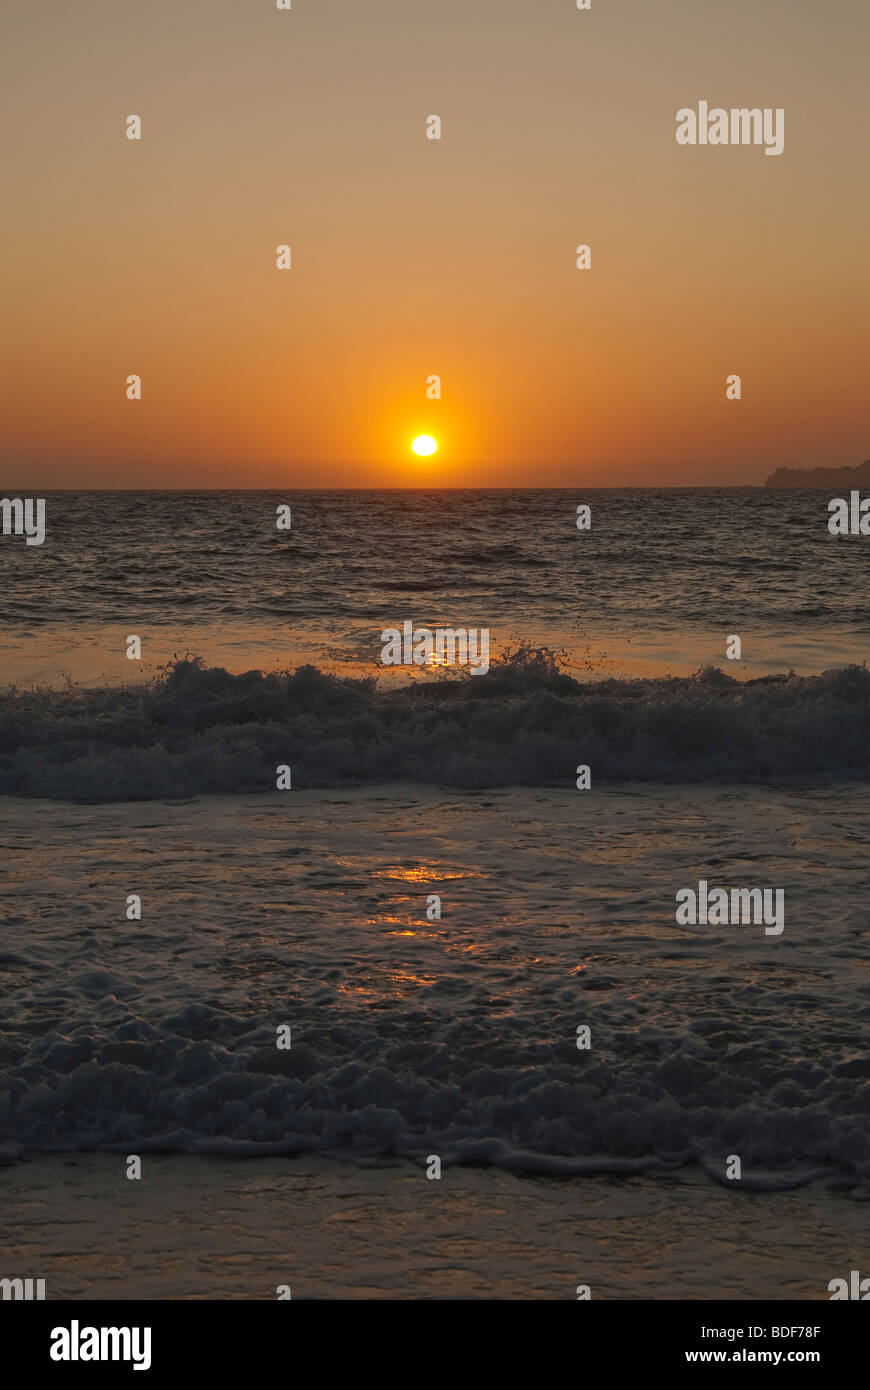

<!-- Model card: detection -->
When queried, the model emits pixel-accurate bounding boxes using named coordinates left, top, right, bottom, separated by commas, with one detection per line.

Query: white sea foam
left=2, top=655, right=870, bottom=801
left=1, top=786, right=867, bottom=1194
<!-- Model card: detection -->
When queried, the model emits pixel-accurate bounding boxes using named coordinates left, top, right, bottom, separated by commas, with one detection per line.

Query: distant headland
left=765, top=458, right=870, bottom=488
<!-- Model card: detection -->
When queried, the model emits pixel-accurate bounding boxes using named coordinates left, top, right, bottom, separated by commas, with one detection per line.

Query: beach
left=4, top=1154, right=866, bottom=1300
left=2, top=783, right=868, bottom=1297
left=5, top=0, right=869, bottom=1321
left=2, top=490, right=869, bottom=1300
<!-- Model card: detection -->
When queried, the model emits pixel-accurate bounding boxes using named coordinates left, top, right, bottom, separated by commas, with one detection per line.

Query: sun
left=411, top=435, right=437, bottom=457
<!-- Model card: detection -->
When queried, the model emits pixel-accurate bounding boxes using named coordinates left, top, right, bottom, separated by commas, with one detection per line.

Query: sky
left=1, top=0, right=868, bottom=487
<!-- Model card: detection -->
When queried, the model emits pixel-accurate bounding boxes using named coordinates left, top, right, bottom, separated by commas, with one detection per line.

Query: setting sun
left=411, top=435, right=437, bottom=457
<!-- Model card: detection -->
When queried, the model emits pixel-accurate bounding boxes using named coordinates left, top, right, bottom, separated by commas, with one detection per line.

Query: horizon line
left=0, top=483, right=772, bottom=493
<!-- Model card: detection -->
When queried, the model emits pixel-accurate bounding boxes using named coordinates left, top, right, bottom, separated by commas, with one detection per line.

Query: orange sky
left=1, top=0, right=868, bottom=487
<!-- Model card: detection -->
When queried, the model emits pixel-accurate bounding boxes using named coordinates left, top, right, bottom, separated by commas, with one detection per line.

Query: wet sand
left=3, top=1153, right=866, bottom=1300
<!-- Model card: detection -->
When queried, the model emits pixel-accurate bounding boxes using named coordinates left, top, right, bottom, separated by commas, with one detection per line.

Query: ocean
left=2, top=488, right=868, bottom=1298
left=2, top=487, right=870, bottom=797
left=4, top=486, right=870, bottom=684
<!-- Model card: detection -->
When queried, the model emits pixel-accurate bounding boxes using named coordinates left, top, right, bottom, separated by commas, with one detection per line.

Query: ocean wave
left=1, top=1004, right=867, bottom=1188
left=2, top=650, right=870, bottom=800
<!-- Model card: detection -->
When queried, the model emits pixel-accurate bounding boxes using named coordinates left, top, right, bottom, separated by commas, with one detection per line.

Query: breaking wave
left=2, top=648, right=870, bottom=801
left=2, top=1000, right=868, bottom=1189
